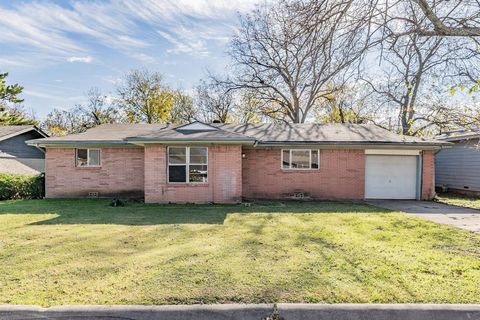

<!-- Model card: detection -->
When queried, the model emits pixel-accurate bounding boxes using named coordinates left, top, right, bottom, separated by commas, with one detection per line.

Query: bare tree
left=43, top=88, right=123, bottom=136
left=314, top=83, right=378, bottom=124
left=232, top=91, right=266, bottom=124
left=43, top=107, right=87, bottom=136
left=327, top=0, right=480, bottom=38
left=224, top=0, right=374, bottom=123
left=412, top=100, right=480, bottom=134
left=363, top=28, right=479, bottom=135
left=79, top=87, right=122, bottom=126
left=391, top=0, right=480, bottom=37
left=169, top=91, right=198, bottom=124
left=196, top=79, right=236, bottom=123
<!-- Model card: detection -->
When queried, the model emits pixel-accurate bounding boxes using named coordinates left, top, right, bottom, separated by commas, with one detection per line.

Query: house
left=435, top=130, right=480, bottom=195
left=26, top=122, right=447, bottom=203
left=0, top=125, right=48, bottom=175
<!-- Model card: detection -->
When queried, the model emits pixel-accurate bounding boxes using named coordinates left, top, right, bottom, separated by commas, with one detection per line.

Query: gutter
left=25, top=140, right=132, bottom=148
left=252, top=141, right=452, bottom=149
left=126, top=139, right=256, bottom=145
left=26, top=139, right=451, bottom=149
left=26, top=139, right=256, bottom=148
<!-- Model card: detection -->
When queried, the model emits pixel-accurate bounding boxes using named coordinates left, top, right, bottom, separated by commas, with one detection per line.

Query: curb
left=0, top=304, right=479, bottom=320
left=0, top=304, right=273, bottom=320
left=279, top=304, right=480, bottom=320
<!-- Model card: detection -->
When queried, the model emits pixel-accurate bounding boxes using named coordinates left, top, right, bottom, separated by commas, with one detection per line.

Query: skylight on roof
left=175, top=121, right=219, bottom=132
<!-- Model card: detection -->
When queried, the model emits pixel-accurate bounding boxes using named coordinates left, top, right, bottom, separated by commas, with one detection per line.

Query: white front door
left=365, top=155, right=418, bottom=199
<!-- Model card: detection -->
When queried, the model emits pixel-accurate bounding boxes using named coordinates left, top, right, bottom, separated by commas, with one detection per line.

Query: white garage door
left=365, top=155, right=418, bottom=199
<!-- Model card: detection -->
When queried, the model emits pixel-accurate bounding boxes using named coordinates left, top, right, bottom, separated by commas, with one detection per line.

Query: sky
left=0, top=0, right=259, bottom=120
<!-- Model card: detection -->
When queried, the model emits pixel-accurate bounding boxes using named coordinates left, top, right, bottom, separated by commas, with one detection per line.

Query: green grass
left=436, top=193, right=480, bottom=210
left=0, top=199, right=479, bottom=306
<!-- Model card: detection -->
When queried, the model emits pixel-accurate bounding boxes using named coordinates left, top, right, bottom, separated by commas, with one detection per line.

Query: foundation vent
left=293, top=192, right=305, bottom=199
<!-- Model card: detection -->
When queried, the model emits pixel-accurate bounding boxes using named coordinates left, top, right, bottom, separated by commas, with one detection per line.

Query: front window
left=168, top=147, right=208, bottom=183
left=282, top=149, right=319, bottom=169
left=76, top=148, right=101, bottom=167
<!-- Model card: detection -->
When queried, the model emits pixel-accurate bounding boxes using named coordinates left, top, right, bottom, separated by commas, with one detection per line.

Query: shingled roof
left=0, top=125, right=48, bottom=141
left=436, top=129, right=480, bottom=142
left=214, top=123, right=443, bottom=145
left=26, top=121, right=447, bottom=148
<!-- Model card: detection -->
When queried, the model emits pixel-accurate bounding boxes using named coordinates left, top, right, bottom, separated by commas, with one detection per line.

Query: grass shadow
left=0, top=199, right=393, bottom=226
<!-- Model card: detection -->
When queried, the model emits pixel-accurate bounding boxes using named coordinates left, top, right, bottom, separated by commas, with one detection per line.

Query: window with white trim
left=168, top=147, right=208, bottom=183
left=76, top=148, right=101, bottom=167
left=282, top=149, right=319, bottom=169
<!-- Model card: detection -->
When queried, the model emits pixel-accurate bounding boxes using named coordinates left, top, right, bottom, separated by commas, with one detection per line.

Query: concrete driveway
left=367, top=200, right=480, bottom=233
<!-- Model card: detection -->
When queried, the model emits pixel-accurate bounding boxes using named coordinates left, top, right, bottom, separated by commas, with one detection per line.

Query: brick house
left=27, top=122, right=448, bottom=203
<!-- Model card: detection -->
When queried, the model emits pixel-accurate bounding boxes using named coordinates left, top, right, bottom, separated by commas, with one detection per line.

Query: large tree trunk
left=292, top=96, right=301, bottom=123
left=400, top=103, right=410, bottom=135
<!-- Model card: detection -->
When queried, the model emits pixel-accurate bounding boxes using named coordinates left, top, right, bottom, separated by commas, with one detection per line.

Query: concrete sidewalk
left=1, top=304, right=479, bottom=320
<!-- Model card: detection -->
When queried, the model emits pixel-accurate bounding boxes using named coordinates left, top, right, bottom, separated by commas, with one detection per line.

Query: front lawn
left=436, top=193, right=480, bottom=210
left=0, top=199, right=479, bottom=305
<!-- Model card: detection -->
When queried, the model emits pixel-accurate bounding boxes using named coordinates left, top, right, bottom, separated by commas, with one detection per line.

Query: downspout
left=416, top=152, right=423, bottom=201
left=212, top=148, right=215, bottom=203
left=43, top=146, right=48, bottom=199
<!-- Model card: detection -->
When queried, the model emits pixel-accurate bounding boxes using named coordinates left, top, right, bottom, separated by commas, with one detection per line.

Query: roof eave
left=0, top=126, right=48, bottom=142
left=26, top=138, right=257, bottom=147
left=25, top=140, right=131, bottom=148
left=254, top=141, right=451, bottom=149
left=437, top=135, right=480, bottom=142
left=127, top=138, right=256, bottom=145
left=27, top=138, right=450, bottom=149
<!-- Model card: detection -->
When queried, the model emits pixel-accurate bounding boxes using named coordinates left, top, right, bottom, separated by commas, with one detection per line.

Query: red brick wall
left=242, top=148, right=365, bottom=200
left=45, top=147, right=144, bottom=198
left=144, top=145, right=242, bottom=203
left=422, top=150, right=435, bottom=200
left=45, top=145, right=436, bottom=202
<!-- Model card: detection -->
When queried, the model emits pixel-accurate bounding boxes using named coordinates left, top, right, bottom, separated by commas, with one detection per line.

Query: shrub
left=0, top=173, right=44, bottom=200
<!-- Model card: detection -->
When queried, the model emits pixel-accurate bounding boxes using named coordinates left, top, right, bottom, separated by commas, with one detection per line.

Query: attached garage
left=365, top=150, right=420, bottom=200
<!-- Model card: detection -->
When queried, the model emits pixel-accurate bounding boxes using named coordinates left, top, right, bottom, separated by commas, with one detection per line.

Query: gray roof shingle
left=0, top=125, right=47, bottom=141
left=27, top=122, right=447, bottom=147
left=436, top=129, right=480, bottom=142
left=0, top=125, right=34, bottom=137
left=215, top=123, right=438, bottom=144
left=28, top=123, right=254, bottom=145
left=33, top=124, right=167, bottom=142
left=127, top=126, right=255, bottom=142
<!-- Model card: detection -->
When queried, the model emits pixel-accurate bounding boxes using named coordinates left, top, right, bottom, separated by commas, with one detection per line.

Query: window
left=168, top=147, right=208, bottom=183
left=76, top=148, right=101, bottom=167
left=282, top=149, right=319, bottom=169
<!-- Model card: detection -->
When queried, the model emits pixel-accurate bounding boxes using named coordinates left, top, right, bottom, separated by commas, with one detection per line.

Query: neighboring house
left=0, top=125, right=48, bottom=175
left=27, top=122, right=447, bottom=203
left=435, top=130, right=480, bottom=195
